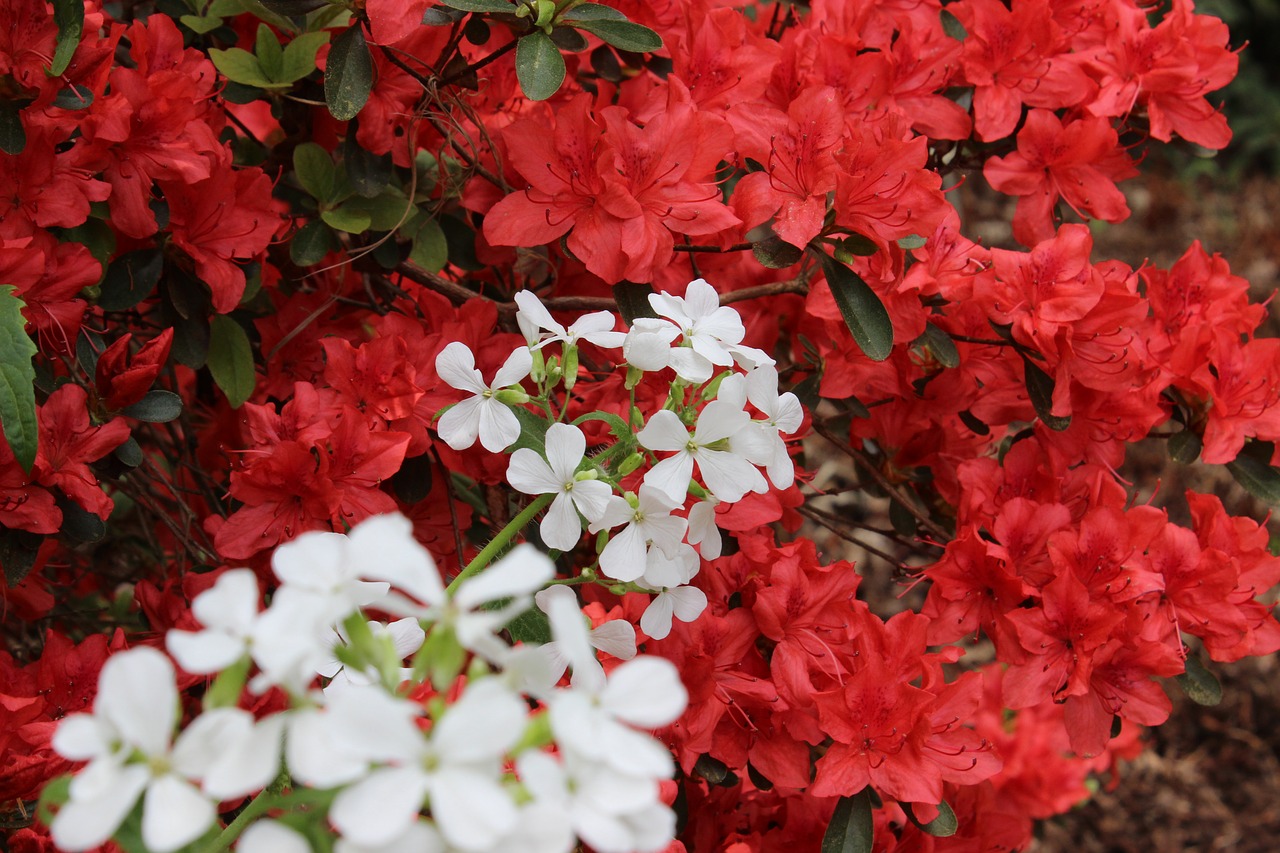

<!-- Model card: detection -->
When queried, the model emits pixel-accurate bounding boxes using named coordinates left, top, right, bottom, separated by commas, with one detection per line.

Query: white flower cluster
left=435, top=279, right=802, bottom=639
left=48, top=516, right=687, bottom=853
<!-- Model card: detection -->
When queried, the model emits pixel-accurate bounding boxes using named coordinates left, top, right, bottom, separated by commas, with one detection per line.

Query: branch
left=795, top=504, right=903, bottom=566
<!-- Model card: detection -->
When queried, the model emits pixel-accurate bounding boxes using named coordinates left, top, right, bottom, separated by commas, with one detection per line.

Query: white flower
left=436, top=342, right=533, bottom=452
left=165, top=568, right=260, bottom=675
left=622, top=318, right=680, bottom=373
left=506, top=423, right=612, bottom=551
left=50, top=648, right=222, bottom=853
left=318, top=617, right=426, bottom=697
left=238, top=819, right=313, bottom=853
left=647, top=279, right=776, bottom=381
left=548, top=657, right=687, bottom=779
left=638, top=584, right=708, bottom=640
left=536, top=586, right=636, bottom=692
left=327, top=679, right=528, bottom=851
left=637, top=403, right=767, bottom=505
left=450, top=544, right=557, bottom=662
left=515, top=291, right=625, bottom=350
left=745, top=364, right=803, bottom=488
left=686, top=497, right=722, bottom=559
left=589, top=487, right=687, bottom=583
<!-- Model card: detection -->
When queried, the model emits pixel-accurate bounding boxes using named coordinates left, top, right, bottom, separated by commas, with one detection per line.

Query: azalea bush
left=2, top=0, right=1279, bottom=851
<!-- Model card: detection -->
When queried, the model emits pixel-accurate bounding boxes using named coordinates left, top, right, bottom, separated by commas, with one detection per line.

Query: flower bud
left=617, top=452, right=645, bottom=477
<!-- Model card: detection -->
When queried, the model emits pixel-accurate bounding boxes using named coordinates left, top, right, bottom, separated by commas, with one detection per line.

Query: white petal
left=589, top=621, right=637, bottom=660
left=238, top=819, right=313, bottom=853
left=545, top=423, right=587, bottom=481
left=435, top=342, right=485, bottom=394
left=600, top=720, right=677, bottom=777
left=572, top=312, right=625, bottom=349
left=648, top=292, right=692, bottom=327
left=506, top=448, right=560, bottom=496
left=693, top=400, right=751, bottom=444
left=477, top=398, right=521, bottom=452
left=514, top=291, right=566, bottom=339
left=683, top=279, right=720, bottom=318
left=599, top=522, right=648, bottom=582
left=639, top=594, right=675, bottom=641
left=642, top=453, right=693, bottom=505
left=51, top=764, right=148, bottom=852
left=52, top=714, right=111, bottom=761
left=166, top=629, right=245, bottom=675
left=569, top=479, right=612, bottom=526
left=331, top=767, right=430, bottom=848
left=327, top=687, right=424, bottom=762
left=348, top=514, right=444, bottom=608
left=601, top=653, right=686, bottom=727
left=272, top=530, right=349, bottom=589
left=285, top=709, right=369, bottom=788
left=96, top=647, right=176, bottom=757
left=430, top=769, right=519, bottom=851
left=667, top=348, right=713, bottom=384
left=694, top=305, right=746, bottom=345
left=202, top=715, right=285, bottom=800
left=192, top=569, right=260, bottom=634
left=438, top=396, right=482, bottom=450
left=435, top=678, right=528, bottom=763
left=694, top=448, right=765, bottom=503
left=142, top=775, right=216, bottom=853
left=686, top=500, right=722, bottom=559
left=335, top=821, right=447, bottom=853
left=715, top=373, right=748, bottom=410
left=384, top=617, right=427, bottom=658
left=773, top=391, right=804, bottom=433
left=492, top=345, right=534, bottom=388
left=667, top=585, right=708, bottom=625
left=170, top=707, right=253, bottom=780
left=454, top=544, right=555, bottom=609
left=622, top=321, right=678, bottom=371
left=636, top=410, right=689, bottom=453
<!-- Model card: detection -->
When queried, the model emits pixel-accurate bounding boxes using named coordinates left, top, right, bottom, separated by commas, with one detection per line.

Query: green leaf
left=325, top=25, right=374, bottom=121
left=255, top=24, right=285, bottom=82
left=822, top=788, right=873, bottom=853
left=208, top=316, right=256, bottom=408
left=280, top=31, right=329, bottom=83
left=290, top=220, right=336, bottom=266
left=506, top=606, right=552, bottom=645
left=897, top=234, right=928, bottom=250
left=341, top=190, right=412, bottom=232
left=0, top=286, right=38, bottom=473
left=914, top=322, right=959, bottom=369
left=1226, top=442, right=1280, bottom=505
left=0, top=103, right=25, bottom=156
left=390, top=453, right=433, bottom=504
left=903, top=801, right=959, bottom=838
left=560, top=3, right=627, bottom=21
left=820, top=255, right=894, bottom=362
left=508, top=405, right=551, bottom=456
left=1, top=527, right=44, bottom=586
left=57, top=498, right=107, bottom=544
left=941, top=8, right=968, bottom=40
left=516, top=31, right=566, bottom=102
left=344, top=131, right=395, bottom=197
left=180, top=13, right=224, bottom=34
left=569, top=20, right=663, bottom=53
left=99, top=250, right=164, bottom=312
left=438, top=0, right=516, bottom=11
left=1022, top=355, right=1070, bottom=431
left=1168, top=430, right=1202, bottom=464
left=51, top=84, right=95, bottom=110
left=50, top=0, right=84, bottom=76
left=257, top=0, right=329, bottom=14
left=293, top=142, right=337, bottom=201
left=322, top=204, right=374, bottom=234
left=752, top=235, right=804, bottom=270
left=409, top=217, right=449, bottom=272
left=1176, top=654, right=1223, bottom=706
left=209, top=48, right=273, bottom=88
left=121, top=390, right=183, bottom=423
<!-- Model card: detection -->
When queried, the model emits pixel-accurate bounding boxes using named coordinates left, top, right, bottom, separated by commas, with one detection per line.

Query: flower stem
left=201, top=781, right=281, bottom=853
left=446, top=492, right=555, bottom=594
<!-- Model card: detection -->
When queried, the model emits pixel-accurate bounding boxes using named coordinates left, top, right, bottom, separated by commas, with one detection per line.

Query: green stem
left=201, top=786, right=278, bottom=853
left=447, top=493, right=555, bottom=594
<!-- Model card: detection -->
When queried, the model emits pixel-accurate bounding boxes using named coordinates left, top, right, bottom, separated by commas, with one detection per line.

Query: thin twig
left=810, top=419, right=953, bottom=543
left=796, top=505, right=902, bottom=566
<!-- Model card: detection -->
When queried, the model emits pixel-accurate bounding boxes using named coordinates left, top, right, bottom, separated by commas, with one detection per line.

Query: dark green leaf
left=1, top=527, right=44, bottom=586
left=207, top=316, right=256, bottom=408
left=822, top=788, right=873, bottom=853
left=325, top=25, right=373, bottom=121
left=820, top=255, right=893, bottom=362
left=115, top=436, right=143, bottom=468
left=52, top=85, right=95, bottom=110
left=915, top=322, right=959, bottom=369
left=441, top=214, right=483, bottom=270
left=1168, top=430, right=1202, bottom=464
left=180, top=14, right=225, bottom=35
left=255, top=23, right=285, bottom=82
left=50, top=0, right=84, bottom=75
left=1176, top=654, right=1223, bottom=706
left=0, top=286, right=38, bottom=473
left=516, top=31, right=566, bottom=102
left=344, top=130, right=395, bottom=198
left=506, top=606, right=553, bottom=645
left=390, top=453, right=434, bottom=504
left=958, top=409, right=989, bottom=436
left=322, top=204, right=373, bottom=233
left=76, top=329, right=104, bottom=376
left=549, top=26, right=590, bottom=52
left=903, top=801, right=958, bottom=838
left=590, top=44, right=621, bottom=81
left=693, top=755, right=737, bottom=786
left=99, top=250, right=164, bottom=311
left=279, top=31, right=328, bottom=83
left=1022, top=355, right=1070, bottom=431
left=57, top=498, right=107, bottom=544
left=170, top=314, right=211, bottom=369
left=569, top=20, right=662, bottom=53
left=941, top=9, right=968, bottom=40
left=612, top=282, right=658, bottom=325
left=0, top=103, right=25, bottom=155
left=291, top=220, right=336, bottom=266
left=833, top=233, right=879, bottom=262
left=424, top=7, right=466, bottom=25
left=121, top=390, right=183, bottom=423
left=464, top=15, right=492, bottom=45
left=1226, top=442, right=1280, bottom=505
left=294, top=142, right=337, bottom=201
left=508, top=405, right=551, bottom=455
left=438, top=0, right=515, bottom=11
left=560, top=3, right=627, bottom=21
left=752, top=235, right=804, bottom=269
left=1110, top=715, right=1123, bottom=738
left=409, top=217, right=449, bottom=273
left=258, top=0, right=329, bottom=14
left=338, top=190, right=413, bottom=232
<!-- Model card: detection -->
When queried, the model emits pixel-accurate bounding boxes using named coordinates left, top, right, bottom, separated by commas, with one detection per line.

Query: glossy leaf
left=903, top=801, right=959, bottom=838
left=1022, top=355, right=1070, bottom=431
left=121, top=390, right=184, bottom=423
left=50, top=0, right=84, bottom=75
left=325, top=25, right=374, bottom=121
left=569, top=20, right=662, bottom=53
left=0, top=104, right=25, bottom=156
left=0, top=287, right=38, bottom=473
left=438, top=0, right=516, bottom=10
left=822, top=789, right=873, bottom=853
left=516, top=31, right=566, bottom=102
left=208, top=316, right=256, bottom=408
left=1226, top=441, right=1280, bottom=505
left=821, top=255, right=893, bottom=362
left=1176, top=654, right=1223, bottom=706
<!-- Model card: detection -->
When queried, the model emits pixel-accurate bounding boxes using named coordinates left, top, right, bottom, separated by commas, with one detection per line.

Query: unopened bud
left=563, top=345, right=579, bottom=391
left=617, top=452, right=645, bottom=477
left=495, top=388, right=531, bottom=405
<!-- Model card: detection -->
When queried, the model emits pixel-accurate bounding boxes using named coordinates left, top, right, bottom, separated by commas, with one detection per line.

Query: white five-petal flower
left=436, top=342, right=533, bottom=452
left=515, top=291, right=625, bottom=350
left=589, top=486, right=688, bottom=583
left=637, top=402, right=767, bottom=505
left=507, top=423, right=612, bottom=551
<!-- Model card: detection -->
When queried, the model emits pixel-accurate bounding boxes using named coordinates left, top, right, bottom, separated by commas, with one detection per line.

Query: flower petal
left=142, top=775, right=216, bottom=853
left=331, top=766, right=430, bottom=848
left=96, top=647, right=176, bottom=757
left=435, top=342, right=485, bottom=394
left=506, top=448, right=560, bottom=496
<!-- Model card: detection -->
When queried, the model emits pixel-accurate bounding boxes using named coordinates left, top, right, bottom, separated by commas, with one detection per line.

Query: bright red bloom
left=36, top=385, right=131, bottom=521
left=95, top=328, right=174, bottom=411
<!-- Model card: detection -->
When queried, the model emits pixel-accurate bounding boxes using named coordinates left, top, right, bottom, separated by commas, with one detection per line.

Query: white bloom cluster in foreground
left=435, top=279, right=801, bottom=638
left=49, top=515, right=686, bottom=853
